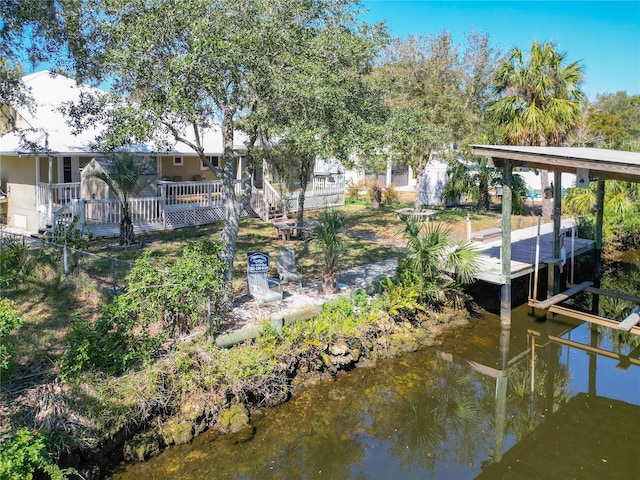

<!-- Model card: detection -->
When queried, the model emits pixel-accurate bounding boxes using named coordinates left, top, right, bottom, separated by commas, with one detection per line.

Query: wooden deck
left=472, top=219, right=595, bottom=285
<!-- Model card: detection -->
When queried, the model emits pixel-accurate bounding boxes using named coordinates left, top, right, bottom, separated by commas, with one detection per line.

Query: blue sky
left=360, top=0, right=640, bottom=101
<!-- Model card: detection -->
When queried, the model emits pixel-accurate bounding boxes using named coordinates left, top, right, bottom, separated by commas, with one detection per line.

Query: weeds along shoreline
left=51, top=294, right=475, bottom=479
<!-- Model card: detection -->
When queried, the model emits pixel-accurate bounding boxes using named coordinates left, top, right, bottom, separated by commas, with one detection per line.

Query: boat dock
left=472, top=219, right=595, bottom=285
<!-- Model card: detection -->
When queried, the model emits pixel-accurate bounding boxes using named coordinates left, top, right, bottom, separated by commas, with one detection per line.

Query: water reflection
left=109, top=306, right=639, bottom=480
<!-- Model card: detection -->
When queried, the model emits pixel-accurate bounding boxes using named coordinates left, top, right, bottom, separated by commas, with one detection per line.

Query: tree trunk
left=540, top=169, right=552, bottom=218
left=477, top=176, right=490, bottom=211
left=320, top=272, right=337, bottom=294
left=218, top=105, right=250, bottom=314
left=296, top=159, right=310, bottom=232
left=371, top=183, right=382, bottom=208
left=413, top=161, right=426, bottom=211
left=120, top=216, right=134, bottom=246
left=120, top=202, right=134, bottom=246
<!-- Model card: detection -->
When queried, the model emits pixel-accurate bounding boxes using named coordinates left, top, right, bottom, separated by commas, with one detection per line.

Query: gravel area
left=228, top=256, right=399, bottom=331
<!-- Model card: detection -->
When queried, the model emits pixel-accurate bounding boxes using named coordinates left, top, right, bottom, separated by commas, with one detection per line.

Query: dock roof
left=471, top=145, right=640, bottom=183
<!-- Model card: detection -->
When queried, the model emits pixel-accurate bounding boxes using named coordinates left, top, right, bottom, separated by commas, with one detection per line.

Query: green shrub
left=0, top=427, right=72, bottom=480
left=50, top=215, right=93, bottom=249
left=61, top=240, right=227, bottom=378
left=0, top=241, right=34, bottom=288
left=0, top=297, right=23, bottom=370
left=61, top=296, right=168, bottom=378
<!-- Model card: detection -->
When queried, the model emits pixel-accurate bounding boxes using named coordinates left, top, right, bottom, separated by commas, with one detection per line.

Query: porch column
left=48, top=155, right=53, bottom=224
left=500, top=159, right=513, bottom=327
left=385, top=157, right=392, bottom=187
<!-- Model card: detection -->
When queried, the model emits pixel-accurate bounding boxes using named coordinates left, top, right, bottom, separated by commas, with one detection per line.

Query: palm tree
left=86, top=153, right=156, bottom=245
left=564, top=180, right=640, bottom=239
left=443, top=157, right=498, bottom=211
left=309, top=208, right=346, bottom=294
left=398, top=217, right=480, bottom=306
left=489, top=41, right=584, bottom=218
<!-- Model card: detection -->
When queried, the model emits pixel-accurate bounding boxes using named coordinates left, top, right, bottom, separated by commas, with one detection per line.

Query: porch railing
left=158, top=180, right=224, bottom=207
left=37, top=182, right=81, bottom=210
left=46, top=177, right=343, bottom=232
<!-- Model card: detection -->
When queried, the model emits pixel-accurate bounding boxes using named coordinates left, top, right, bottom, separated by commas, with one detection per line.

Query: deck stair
left=249, top=180, right=288, bottom=221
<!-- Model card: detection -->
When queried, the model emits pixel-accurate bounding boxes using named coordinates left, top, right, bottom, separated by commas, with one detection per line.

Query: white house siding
left=419, top=160, right=449, bottom=206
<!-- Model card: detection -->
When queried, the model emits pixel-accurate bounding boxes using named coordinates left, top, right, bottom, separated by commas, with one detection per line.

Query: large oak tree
left=65, top=0, right=382, bottom=310
left=368, top=31, right=499, bottom=209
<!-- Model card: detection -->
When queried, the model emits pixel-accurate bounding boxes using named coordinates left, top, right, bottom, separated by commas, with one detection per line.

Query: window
left=63, top=157, right=72, bottom=183
left=173, top=156, right=183, bottom=166
left=202, top=155, right=220, bottom=170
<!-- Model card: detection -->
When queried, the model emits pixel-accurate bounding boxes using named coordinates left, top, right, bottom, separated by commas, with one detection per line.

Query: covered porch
left=38, top=174, right=346, bottom=236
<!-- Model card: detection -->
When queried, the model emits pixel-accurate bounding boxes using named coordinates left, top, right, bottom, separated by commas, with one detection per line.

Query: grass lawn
left=86, top=201, right=543, bottom=292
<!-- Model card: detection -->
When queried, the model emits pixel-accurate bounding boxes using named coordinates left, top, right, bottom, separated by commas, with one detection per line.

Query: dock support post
left=592, top=180, right=605, bottom=315
left=492, top=323, right=510, bottom=463
left=528, top=215, right=542, bottom=316
left=500, top=159, right=513, bottom=328
left=551, top=171, right=562, bottom=296
left=532, top=216, right=542, bottom=296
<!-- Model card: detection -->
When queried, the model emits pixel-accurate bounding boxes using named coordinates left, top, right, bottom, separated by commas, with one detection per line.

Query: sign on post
left=247, top=252, right=270, bottom=273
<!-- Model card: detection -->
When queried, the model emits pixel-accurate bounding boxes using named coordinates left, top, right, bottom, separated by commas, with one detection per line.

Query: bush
left=50, top=215, right=93, bottom=249
left=382, top=183, right=399, bottom=204
left=0, top=241, right=34, bottom=289
left=0, top=297, right=23, bottom=370
left=0, top=427, right=71, bottom=480
left=61, top=240, right=227, bottom=378
left=61, top=297, right=167, bottom=378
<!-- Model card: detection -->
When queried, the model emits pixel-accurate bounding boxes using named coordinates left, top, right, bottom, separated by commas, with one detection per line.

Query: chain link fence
left=0, top=229, right=132, bottom=294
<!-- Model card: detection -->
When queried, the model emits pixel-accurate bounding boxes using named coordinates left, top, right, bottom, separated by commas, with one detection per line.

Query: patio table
left=274, top=220, right=320, bottom=240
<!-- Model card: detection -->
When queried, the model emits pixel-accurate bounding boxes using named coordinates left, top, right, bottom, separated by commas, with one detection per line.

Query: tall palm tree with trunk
left=489, top=41, right=584, bottom=218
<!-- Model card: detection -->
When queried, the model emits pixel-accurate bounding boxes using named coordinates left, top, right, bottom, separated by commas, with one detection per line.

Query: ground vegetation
left=0, top=201, right=539, bottom=478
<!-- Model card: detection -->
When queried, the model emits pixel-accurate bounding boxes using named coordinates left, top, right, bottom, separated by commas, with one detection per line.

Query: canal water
left=108, top=300, right=639, bottom=480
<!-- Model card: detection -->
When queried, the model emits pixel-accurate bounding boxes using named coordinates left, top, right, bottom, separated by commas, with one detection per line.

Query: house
left=347, top=154, right=577, bottom=207
left=347, top=157, right=452, bottom=206
left=0, top=71, right=344, bottom=235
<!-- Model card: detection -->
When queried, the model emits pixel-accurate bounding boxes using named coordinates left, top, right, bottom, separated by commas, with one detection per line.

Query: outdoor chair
left=247, top=271, right=282, bottom=305
left=276, top=247, right=303, bottom=288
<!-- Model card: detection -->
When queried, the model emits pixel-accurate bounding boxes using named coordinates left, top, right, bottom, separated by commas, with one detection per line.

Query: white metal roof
left=471, top=145, right=640, bottom=183
left=0, top=71, right=248, bottom=156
